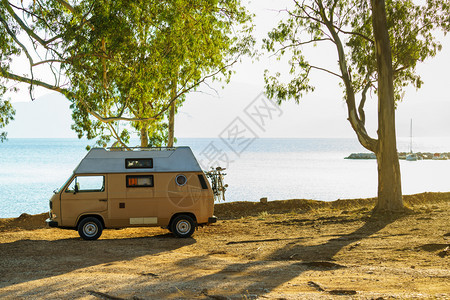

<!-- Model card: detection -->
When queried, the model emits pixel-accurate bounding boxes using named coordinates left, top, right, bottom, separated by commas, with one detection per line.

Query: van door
left=108, top=173, right=158, bottom=227
left=60, top=175, right=108, bottom=227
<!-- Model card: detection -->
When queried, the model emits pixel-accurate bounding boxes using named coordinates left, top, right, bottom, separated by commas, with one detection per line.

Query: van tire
left=170, top=215, right=195, bottom=238
left=78, top=217, right=103, bottom=240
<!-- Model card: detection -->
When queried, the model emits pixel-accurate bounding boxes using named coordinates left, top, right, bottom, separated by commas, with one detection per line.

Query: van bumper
left=46, top=218, right=58, bottom=228
left=208, top=216, right=217, bottom=224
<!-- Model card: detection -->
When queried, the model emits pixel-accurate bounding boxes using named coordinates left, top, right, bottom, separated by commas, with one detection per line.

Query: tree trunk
left=140, top=124, right=149, bottom=147
left=371, top=0, right=403, bottom=212
left=167, top=79, right=177, bottom=148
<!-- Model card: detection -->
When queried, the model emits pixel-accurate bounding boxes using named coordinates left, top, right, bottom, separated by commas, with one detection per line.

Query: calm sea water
left=0, top=137, right=449, bottom=218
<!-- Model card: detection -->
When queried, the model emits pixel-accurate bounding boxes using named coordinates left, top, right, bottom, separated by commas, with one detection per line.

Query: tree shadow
left=0, top=214, right=405, bottom=299
left=144, top=214, right=402, bottom=298
left=268, top=214, right=399, bottom=261
left=0, top=232, right=195, bottom=290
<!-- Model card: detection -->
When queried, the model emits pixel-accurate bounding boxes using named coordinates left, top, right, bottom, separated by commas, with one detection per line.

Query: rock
left=349, top=242, right=361, bottom=250
left=307, top=281, right=325, bottom=292
left=328, top=289, right=357, bottom=295
left=141, top=272, right=158, bottom=277
left=438, top=246, right=449, bottom=258
left=345, top=153, right=376, bottom=159
left=260, top=197, right=268, bottom=204
left=300, top=261, right=346, bottom=269
left=207, top=295, right=230, bottom=300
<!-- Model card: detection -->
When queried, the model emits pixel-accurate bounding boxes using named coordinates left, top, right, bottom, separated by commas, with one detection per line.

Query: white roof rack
left=73, top=146, right=202, bottom=174
left=106, top=146, right=176, bottom=151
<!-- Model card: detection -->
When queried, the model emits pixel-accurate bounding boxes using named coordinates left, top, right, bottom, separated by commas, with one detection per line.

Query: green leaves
left=264, top=0, right=449, bottom=104
left=263, top=0, right=448, bottom=154
left=0, top=86, right=15, bottom=142
left=0, top=0, right=254, bottom=147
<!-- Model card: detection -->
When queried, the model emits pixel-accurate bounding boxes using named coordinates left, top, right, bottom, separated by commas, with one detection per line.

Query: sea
left=0, top=137, right=449, bottom=218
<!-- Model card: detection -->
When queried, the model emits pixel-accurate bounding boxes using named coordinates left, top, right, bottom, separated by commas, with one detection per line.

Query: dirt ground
left=0, top=192, right=449, bottom=299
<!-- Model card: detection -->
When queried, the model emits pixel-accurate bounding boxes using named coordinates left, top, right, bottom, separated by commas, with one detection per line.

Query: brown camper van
left=46, top=147, right=217, bottom=240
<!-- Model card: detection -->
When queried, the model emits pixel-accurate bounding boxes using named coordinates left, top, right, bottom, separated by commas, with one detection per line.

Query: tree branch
left=85, top=111, right=156, bottom=123
left=0, top=67, right=64, bottom=94
left=330, top=0, right=339, bottom=23
left=289, top=4, right=325, bottom=27
left=393, top=65, right=409, bottom=74
left=0, top=68, right=156, bottom=123
left=2, top=0, right=49, bottom=47
left=309, top=65, right=343, bottom=78
left=358, top=73, right=373, bottom=125
left=54, top=0, right=96, bottom=30
left=293, top=1, right=374, bottom=43
left=334, top=27, right=374, bottom=43
left=151, top=58, right=240, bottom=120
left=316, top=0, right=377, bottom=152
left=107, top=123, right=131, bottom=150
left=0, top=13, right=35, bottom=70
left=31, top=59, right=65, bottom=67
left=273, top=38, right=332, bottom=56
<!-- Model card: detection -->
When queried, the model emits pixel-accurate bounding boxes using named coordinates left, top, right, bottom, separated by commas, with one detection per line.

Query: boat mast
left=409, top=118, right=413, bottom=154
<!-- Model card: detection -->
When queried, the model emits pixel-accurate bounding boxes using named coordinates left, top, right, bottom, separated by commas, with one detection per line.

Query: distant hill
left=5, top=93, right=76, bottom=138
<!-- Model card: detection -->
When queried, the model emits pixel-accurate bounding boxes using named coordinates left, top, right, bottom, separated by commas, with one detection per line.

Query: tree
left=0, top=0, right=253, bottom=148
left=0, top=97, right=14, bottom=142
left=264, top=0, right=449, bottom=213
left=0, top=2, right=17, bottom=142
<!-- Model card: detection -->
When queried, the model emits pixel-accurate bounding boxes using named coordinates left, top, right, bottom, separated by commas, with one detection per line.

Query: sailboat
left=406, top=119, right=418, bottom=161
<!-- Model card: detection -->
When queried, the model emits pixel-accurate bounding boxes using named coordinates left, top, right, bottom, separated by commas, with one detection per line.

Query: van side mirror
left=74, top=183, right=80, bottom=194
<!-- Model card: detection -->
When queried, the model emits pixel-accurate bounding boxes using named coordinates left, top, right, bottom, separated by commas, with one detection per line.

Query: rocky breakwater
left=346, top=152, right=450, bottom=160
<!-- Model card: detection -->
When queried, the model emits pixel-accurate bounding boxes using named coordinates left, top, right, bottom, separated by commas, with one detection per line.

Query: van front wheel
left=78, top=217, right=103, bottom=240
left=171, top=215, right=195, bottom=238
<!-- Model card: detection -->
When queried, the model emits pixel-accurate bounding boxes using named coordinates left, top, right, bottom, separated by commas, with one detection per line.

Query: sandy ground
left=0, top=192, right=449, bottom=299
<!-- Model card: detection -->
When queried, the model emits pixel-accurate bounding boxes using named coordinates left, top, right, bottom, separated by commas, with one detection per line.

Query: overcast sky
left=4, top=0, right=450, bottom=140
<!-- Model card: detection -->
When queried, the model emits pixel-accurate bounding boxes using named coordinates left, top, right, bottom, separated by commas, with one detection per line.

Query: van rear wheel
left=170, top=215, right=195, bottom=238
left=78, top=217, right=103, bottom=240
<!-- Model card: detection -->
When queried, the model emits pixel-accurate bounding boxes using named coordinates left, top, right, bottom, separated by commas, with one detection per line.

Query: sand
left=0, top=192, right=449, bottom=299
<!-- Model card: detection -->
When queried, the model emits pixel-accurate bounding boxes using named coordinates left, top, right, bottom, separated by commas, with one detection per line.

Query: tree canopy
left=0, top=97, right=14, bottom=142
left=264, top=0, right=449, bottom=150
left=0, top=0, right=254, bottom=146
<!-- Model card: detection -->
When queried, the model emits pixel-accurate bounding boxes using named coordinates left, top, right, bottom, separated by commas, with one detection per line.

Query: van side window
left=66, top=176, right=105, bottom=193
left=198, top=175, right=208, bottom=189
left=125, top=159, right=153, bottom=169
left=126, top=175, right=154, bottom=187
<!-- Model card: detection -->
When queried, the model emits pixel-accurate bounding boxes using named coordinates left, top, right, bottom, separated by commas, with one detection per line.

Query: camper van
left=46, top=147, right=217, bottom=240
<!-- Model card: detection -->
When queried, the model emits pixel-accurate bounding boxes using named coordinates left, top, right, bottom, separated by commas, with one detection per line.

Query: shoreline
left=1, top=191, right=449, bottom=231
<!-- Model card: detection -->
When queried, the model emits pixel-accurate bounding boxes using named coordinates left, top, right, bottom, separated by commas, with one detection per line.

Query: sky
left=4, top=0, right=450, bottom=140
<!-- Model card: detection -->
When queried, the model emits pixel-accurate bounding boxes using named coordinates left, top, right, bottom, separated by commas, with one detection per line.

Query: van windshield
left=55, top=175, right=73, bottom=194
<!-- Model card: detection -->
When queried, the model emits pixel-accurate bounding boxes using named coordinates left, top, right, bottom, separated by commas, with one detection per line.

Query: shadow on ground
left=0, top=233, right=195, bottom=291
left=114, top=215, right=402, bottom=299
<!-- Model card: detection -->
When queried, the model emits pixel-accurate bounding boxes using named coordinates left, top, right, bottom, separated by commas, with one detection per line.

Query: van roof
left=74, top=147, right=203, bottom=174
